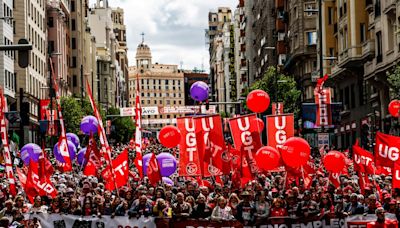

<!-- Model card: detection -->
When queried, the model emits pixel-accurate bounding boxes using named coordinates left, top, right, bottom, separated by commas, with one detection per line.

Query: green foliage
left=387, top=65, right=400, bottom=99
left=244, top=66, right=301, bottom=118
left=60, top=96, right=106, bottom=134
left=107, top=107, right=135, bottom=143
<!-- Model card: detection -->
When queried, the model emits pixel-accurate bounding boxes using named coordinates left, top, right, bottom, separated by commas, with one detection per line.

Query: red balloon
left=251, top=118, right=264, bottom=132
left=323, top=151, right=346, bottom=173
left=255, top=146, right=281, bottom=171
left=158, top=125, right=181, bottom=148
left=280, top=137, right=310, bottom=168
left=389, top=100, right=400, bottom=117
left=246, top=90, right=270, bottom=113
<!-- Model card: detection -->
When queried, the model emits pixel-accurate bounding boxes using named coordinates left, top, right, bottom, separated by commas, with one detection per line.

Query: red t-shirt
left=270, top=207, right=288, bottom=217
left=367, top=220, right=398, bottom=228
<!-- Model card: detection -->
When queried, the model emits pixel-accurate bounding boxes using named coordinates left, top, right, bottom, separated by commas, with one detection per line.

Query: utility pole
left=81, top=64, right=84, bottom=106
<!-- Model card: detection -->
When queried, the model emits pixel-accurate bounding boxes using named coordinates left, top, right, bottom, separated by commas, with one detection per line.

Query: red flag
left=393, top=162, right=400, bottom=189
left=83, top=137, right=101, bottom=176
left=26, top=159, right=57, bottom=203
left=147, top=153, right=161, bottom=187
left=102, top=149, right=129, bottom=191
left=48, top=58, right=72, bottom=172
left=177, top=117, right=202, bottom=176
left=374, top=132, right=400, bottom=168
left=266, top=114, right=294, bottom=149
left=0, top=88, right=16, bottom=196
left=229, top=145, right=252, bottom=179
left=353, top=143, right=375, bottom=174
left=134, top=74, right=143, bottom=178
left=329, top=172, right=340, bottom=188
left=229, top=114, right=262, bottom=175
left=194, top=115, right=228, bottom=177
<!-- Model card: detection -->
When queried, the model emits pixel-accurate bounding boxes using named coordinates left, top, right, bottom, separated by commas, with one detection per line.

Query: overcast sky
left=88, top=0, right=237, bottom=72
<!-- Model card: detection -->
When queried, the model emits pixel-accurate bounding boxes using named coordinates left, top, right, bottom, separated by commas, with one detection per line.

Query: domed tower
left=135, top=36, right=152, bottom=73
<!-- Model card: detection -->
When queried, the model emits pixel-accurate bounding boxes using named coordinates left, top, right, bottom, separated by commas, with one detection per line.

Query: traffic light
left=18, top=39, right=30, bottom=68
left=20, top=102, right=30, bottom=125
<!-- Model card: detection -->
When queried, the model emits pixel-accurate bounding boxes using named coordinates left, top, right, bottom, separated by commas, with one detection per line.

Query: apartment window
left=73, top=75, right=77, bottom=87
left=103, top=64, right=107, bottom=71
left=376, top=31, right=382, bottom=63
left=71, top=19, right=76, bottom=31
left=48, top=41, right=55, bottom=53
left=387, top=18, right=395, bottom=51
left=305, top=3, right=315, bottom=16
left=48, top=17, right=54, bottom=27
left=165, top=80, right=168, bottom=85
left=328, top=7, right=333, bottom=25
left=72, top=38, right=76, bottom=49
left=71, top=0, right=75, bottom=12
left=360, top=23, right=366, bottom=43
left=72, top=56, right=77, bottom=68
left=375, top=0, right=381, bottom=17
left=345, top=86, right=350, bottom=110
left=306, top=31, right=317, bottom=45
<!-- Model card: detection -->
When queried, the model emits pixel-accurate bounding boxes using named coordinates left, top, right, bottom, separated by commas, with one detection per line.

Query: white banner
left=120, top=105, right=216, bottom=116
left=25, top=213, right=156, bottom=228
left=142, top=119, right=177, bottom=125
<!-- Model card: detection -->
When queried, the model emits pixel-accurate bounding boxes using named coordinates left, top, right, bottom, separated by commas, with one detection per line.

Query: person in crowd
left=270, top=198, right=288, bottom=217
left=367, top=207, right=398, bottom=228
left=153, top=198, right=172, bottom=218
left=128, top=195, right=153, bottom=218
left=172, top=192, right=192, bottom=218
left=296, top=191, right=319, bottom=218
left=343, top=193, right=365, bottom=216
left=228, top=193, right=240, bottom=217
left=0, top=200, right=13, bottom=219
left=254, top=191, right=270, bottom=223
left=211, top=196, right=234, bottom=221
left=192, top=194, right=212, bottom=219
left=236, top=191, right=256, bottom=225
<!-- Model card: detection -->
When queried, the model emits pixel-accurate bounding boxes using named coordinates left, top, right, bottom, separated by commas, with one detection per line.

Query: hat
left=389, top=199, right=396, bottom=205
left=384, top=193, right=392, bottom=199
left=241, top=191, right=251, bottom=196
left=66, top=188, right=74, bottom=193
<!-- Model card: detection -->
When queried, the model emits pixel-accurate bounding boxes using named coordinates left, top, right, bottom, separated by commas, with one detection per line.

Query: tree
left=107, top=107, right=135, bottom=143
left=387, top=65, right=400, bottom=100
left=60, top=96, right=106, bottom=134
left=245, top=66, right=301, bottom=118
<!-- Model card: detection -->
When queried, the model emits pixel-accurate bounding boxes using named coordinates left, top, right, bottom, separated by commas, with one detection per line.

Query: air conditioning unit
left=278, top=54, right=286, bottom=66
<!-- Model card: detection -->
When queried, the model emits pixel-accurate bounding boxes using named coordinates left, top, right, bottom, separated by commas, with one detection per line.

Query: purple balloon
left=190, top=81, right=209, bottom=102
left=20, top=143, right=41, bottom=165
left=53, top=140, right=77, bottom=163
left=157, top=153, right=177, bottom=177
left=80, top=116, right=98, bottom=135
left=66, top=133, right=80, bottom=148
left=162, top=177, right=174, bottom=186
left=77, top=147, right=87, bottom=165
left=142, top=153, right=152, bottom=176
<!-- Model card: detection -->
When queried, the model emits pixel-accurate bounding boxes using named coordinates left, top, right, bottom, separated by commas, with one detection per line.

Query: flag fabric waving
left=147, top=153, right=162, bottom=187
left=102, top=149, right=129, bottom=191
left=0, top=87, right=16, bottom=196
left=49, top=58, right=72, bottom=172
left=353, top=142, right=375, bottom=174
left=134, top=74, right=143, bottom=178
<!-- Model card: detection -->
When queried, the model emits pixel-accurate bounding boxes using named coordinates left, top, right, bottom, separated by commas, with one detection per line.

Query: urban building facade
left=47, top=0, right=71, bottom=97
left=88, top=0, right=124, bottom=110
left=14, top=0, right=48, bottom=144
left=0, top=0, right=15, bottom=104
left=128, top=41, right=185, bottom=130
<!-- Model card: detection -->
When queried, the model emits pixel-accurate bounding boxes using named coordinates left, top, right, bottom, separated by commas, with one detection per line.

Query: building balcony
left=337, top=47, right=363, bottom=69
left=276, top=0, right=284, bottom=9
left=383, top=0, right=396, bottom=14
left=276, top=19, right=285, bottom=32
left=361, top=40, right=375, bottom=61
left=366, top=0, right=373, bottom=12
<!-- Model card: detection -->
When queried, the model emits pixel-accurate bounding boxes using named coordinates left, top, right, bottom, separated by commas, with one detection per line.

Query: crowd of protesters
left=0, top=140, right=399, bottom=227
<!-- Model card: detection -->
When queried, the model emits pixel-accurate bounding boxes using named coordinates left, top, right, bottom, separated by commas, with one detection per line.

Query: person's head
left=303, top=191, right=311, bottom=201
left=156, top=198, right=166, bottom=209
left=241, top=191, right=251, bottom=202
left=218, top=196, right=227, bottom=208
left=375, top=207, right=385, bottom=222
left=229, top=193, right=240, bottom=204
left=176, top=192, right=185, bottom=204
left=34, top=196, right=42, bottom=207
left=14, top=195, right=24, bottom=207
left=4, top=200, right=13, bottom=209
left=257, top=191, right=266, bottom=202
left=272, top=198, right=284, bottom=208
left=139, top=195, right=147, bottom=205
left=358, top=194, right=365, bottom=204
left=196, top=194, right=206, bottom=204
left=82, top=183, right=91, bottom=195
left=200, top=187, right=209, bottom=196
left=185, top=196, right=195, bottom=206
left=321, top=194, right=330, bottom=205
left=368, top=194, right=377, bottom=207
left=350, top=193, right=358, bottom=204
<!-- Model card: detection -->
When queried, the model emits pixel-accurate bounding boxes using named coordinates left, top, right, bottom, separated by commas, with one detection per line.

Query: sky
left=88, top=0, right=237, bottom=72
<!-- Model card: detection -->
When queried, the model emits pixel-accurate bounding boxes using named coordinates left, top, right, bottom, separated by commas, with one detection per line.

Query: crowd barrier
left=22, top=213, right=397, bottom=228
